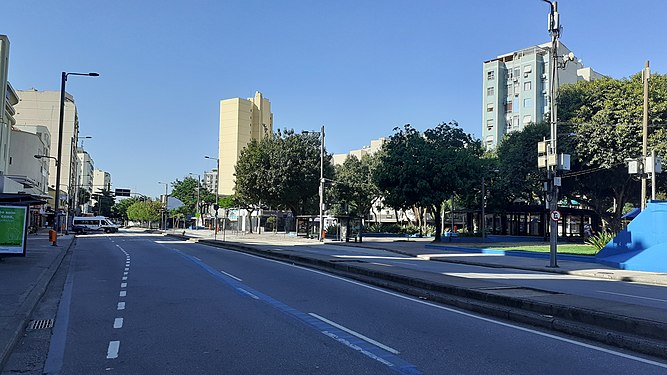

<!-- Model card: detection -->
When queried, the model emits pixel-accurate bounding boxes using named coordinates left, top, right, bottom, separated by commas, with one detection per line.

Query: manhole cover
left=27, top=319, right=54, bottom=330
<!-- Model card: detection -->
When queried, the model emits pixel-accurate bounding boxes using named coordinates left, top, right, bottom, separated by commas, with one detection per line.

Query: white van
left=72, top=216, right=119, bottom=233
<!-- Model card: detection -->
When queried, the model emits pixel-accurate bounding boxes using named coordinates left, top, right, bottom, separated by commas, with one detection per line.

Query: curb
left=0, top=237, right=76, bottom=370
left=329, top=241, right=667, bottom=286
left=170, top=234, right=667, bottom=359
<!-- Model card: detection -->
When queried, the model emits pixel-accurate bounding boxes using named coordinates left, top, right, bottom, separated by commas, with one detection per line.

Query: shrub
left=365, top=222, right=383, bottom=233
left=382, top=223, right=403, bottom=233
left=585, top=231, right=616, bottom=251
left=401, top=224, right=420, bottom=235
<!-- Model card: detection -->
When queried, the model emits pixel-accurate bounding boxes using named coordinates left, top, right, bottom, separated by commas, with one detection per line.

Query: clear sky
left=4, top=0, right=666, bottom=198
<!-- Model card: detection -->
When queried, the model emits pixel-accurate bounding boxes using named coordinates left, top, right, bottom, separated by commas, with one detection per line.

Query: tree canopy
left=330, top=153, right=380, bottom=218
left=234, top=129, right=334, bottom=215
left=558, top=73, right=667, bottom=228
left=373, top=122, right=483, bottom=241
left=126, top=200, right=162, bottom=223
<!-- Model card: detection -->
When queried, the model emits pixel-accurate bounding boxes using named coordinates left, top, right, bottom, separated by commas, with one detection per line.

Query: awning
left=0, top=193, right=48, bottom=206
left=621, top=207, right=641, bottom=219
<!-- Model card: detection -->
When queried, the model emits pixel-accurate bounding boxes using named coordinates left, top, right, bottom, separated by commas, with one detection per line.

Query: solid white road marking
left=121, top=283, right=127, bottom=288
left=113, top=318, right=123, bottom=329
left=117, top=302, right=125, bottom=310
left=106, top=341, right=120, bottom=359
left=309, top=313, right=399, bottom=354
left=119, top=291, right=127, bottom=297
left=220, top=270, right=243, bottom=281
left=193, top=256, right=201, bottom=261
left=236, top=288, right=259, bottom=299
left=233, top=251, right=667, bottom=368
left=597, top=290, right=667, bottom=303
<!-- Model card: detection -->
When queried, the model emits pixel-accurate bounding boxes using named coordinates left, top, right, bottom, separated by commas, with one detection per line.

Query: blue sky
left=4, top=0, right=666, bottom=198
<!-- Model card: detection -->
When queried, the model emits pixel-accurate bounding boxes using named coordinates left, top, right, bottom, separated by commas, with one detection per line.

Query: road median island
left=167, top=234, right=667, bottom=359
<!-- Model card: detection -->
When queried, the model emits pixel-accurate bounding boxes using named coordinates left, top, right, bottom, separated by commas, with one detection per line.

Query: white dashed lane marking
left=113, top=318, right=124, bottom=329
left=106, top=341, right=120, bottom=359
left=117, top=302, right=125, bottom=310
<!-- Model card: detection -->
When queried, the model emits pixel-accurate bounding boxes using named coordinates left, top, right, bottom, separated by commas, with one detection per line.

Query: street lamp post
left=52, top=71, right=99, bottom=246
left=205, top=156, right=219, bottom=240
left=303, top=126, right=326, bottom=241
left=158, top=181, right=169, bottom=231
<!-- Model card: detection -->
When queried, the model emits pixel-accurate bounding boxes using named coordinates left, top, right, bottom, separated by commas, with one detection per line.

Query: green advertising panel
left=0, top=205, right=27, bottom=256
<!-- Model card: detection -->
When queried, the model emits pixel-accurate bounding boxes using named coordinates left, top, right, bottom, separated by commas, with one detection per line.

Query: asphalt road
left=35, top=233, right=667, bottom=374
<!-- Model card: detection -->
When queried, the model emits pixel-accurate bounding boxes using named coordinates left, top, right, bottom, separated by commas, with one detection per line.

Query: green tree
left=492, top=122, right=550, bottom=210
left=77, top=187, right=91, bottom=208
left=92, top=189, right=115, bottom=217
left=234, top=129, right=334, bottom=216
left=126, top=200, right=162, bottom=226
left=331, top=154, right=380, bottom=218
left=111, top=196, right=146, bottom=222
left=558, top=73, right=667, bottom=228
left=373, top=122, right=483, bottom=241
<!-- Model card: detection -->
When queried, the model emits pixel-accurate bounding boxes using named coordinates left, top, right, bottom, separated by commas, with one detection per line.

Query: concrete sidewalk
left=0, top=231, right=75, bottom=370
left=167, top=229, right=667, bottom=358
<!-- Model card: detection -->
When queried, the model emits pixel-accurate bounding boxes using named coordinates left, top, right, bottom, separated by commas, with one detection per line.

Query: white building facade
left=482, top=41, right=603, bottom=149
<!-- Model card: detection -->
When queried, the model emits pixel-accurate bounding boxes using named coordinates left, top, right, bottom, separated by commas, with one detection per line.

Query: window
left=487, top=103, right=494, bottom=112
left=487, top=86, right=494, bottom=96
left=523, top=65, right=532, bottom=78
left=524, top=98, right=532, bottom=108
left=506, top=84, right=512, bottom=96
left=524, top=81, right=532, bottom=91
left=513, top=115, right=520, bottom=127
left=506, top=101, right=513, bottom=112
left=487, top=71, right=495, bottom=80
left=514, top=68, right=520, bottom=79
left=487, top=119, right=494, bottom=130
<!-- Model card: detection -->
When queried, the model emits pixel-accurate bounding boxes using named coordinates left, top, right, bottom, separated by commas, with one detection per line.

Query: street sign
left=115, top=188, right=131, bottom=197
left=550, top=210, right=561, bottom=222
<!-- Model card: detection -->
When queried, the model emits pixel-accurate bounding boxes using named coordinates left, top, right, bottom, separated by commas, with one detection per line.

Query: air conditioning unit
left=542, top=73, right=547, bottom=79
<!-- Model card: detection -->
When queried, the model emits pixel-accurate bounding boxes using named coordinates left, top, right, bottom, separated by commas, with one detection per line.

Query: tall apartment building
left=14, top=89, right=81, bottom=204
left=76, top=148, right=94, bottom=213
left=218, top=91, right=273, bottom=195
left=0, top=34, right=16, bottom=193
left=91, top=169, right=111, bottom=209
left=482, top=41, right=602, bottom=149
left=92, top=169, right=111, bottom=192
left=203, top=169, right=218, bottom=194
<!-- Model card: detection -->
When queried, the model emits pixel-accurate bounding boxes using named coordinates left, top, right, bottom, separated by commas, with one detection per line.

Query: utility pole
left=318, top=125, right=325, bottom=241
left=641, top=61, right=650, bottom=210
left=543, top=0, right=561, bottom=268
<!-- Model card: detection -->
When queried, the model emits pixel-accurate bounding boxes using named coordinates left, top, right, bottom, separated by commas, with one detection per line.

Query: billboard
left=0, top=205, right=28, bottom=256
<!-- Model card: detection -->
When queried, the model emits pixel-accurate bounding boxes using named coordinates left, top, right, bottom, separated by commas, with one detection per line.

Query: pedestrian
left=583, top=223, right=593, bottom=238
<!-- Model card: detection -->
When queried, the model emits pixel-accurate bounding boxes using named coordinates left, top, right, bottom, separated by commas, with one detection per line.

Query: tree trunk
left=433, top=204, right=442, bottom=242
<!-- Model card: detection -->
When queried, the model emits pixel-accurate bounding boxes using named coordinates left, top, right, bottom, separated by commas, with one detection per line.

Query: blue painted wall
left=596, top=201, right=667, bottom=272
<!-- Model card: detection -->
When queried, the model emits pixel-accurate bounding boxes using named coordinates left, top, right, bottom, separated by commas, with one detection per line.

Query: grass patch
left=492, top=244, right=598, bottom=256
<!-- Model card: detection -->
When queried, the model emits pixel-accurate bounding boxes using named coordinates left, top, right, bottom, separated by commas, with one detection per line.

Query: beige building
left=91, top=169, right=111, bottom=209
left=332, top=137, right=386, bottom=166
left=14, top=89, right=80, bottom=204
left=218, top=91, right=273, bottom=195
left=76, top=148, right=94, bottom=213
left=7, top=125, right=51, bottom=196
